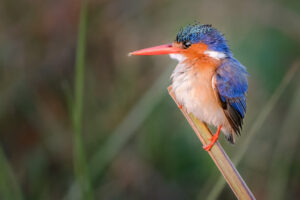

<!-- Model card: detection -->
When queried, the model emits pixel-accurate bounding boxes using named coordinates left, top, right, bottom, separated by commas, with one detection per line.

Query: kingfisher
left=129, top=24, right=248, bottom=151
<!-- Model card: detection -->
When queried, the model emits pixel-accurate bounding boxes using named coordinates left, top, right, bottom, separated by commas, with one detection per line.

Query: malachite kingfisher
left=129, top=24, right=248, bottom=151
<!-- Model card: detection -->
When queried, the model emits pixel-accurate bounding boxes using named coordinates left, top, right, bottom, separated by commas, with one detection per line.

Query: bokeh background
left=0, top=0, right=300, bottom=199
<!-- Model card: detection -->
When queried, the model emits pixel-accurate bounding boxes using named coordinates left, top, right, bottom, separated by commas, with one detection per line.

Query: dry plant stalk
left=168, top=86, right=255, bottom=200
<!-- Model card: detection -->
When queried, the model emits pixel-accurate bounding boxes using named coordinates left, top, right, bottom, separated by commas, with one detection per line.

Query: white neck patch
left=204, top=50, right=226, bottom=60
left=170, top=51, right=226, bottom=62
left=169, top=54, right=186, bottom=62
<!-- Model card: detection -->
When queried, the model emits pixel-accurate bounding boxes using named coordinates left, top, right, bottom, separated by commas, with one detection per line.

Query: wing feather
left=213, top=58, right=248, bottom=141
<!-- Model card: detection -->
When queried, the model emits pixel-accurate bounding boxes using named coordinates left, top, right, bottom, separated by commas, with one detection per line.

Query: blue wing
left=214, top=57, right=248, bottom=141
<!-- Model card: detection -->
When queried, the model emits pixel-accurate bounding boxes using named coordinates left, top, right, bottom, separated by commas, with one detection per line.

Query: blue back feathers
left=216, top=58, right=248, bottom=118
left=216, top=58, right=247, bottom=136
left=176, top=24, right=231, bottom=54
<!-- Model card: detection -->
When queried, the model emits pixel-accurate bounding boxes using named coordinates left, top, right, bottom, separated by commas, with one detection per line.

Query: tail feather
left=224, top=132, right=235, bottom=144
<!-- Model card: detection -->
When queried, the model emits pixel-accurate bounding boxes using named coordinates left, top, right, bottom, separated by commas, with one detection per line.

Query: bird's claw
left=203, top=143, right=213, bottom=151
left=203, top=125, right=222, bottom=151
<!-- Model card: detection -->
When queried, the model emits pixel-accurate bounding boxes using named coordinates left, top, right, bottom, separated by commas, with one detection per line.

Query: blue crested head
left=176, top=24, right=231, bottom=56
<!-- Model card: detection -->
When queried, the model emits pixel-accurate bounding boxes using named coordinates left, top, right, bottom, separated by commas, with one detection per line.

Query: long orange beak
left=129, top=43, right=182, bottom=56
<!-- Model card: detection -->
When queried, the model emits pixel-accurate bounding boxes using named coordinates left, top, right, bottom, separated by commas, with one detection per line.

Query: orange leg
left=203, top=125, right=222, bottom=151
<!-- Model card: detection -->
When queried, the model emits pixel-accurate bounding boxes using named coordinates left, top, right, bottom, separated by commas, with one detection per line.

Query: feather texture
left=214, top=58, right=248, bottom=139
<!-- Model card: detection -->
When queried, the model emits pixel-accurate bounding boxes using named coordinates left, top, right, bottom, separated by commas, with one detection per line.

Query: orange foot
left=178, top=104, right=183, bottom=109
left=203, top=125, right=222, bottom=151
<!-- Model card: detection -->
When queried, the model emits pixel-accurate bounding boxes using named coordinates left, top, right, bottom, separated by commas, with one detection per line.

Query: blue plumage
left=215, top=57, right=248, bottom=134
left=216, top=58, right=248, bottom=118
left=176, top=24, right=231, bottom=55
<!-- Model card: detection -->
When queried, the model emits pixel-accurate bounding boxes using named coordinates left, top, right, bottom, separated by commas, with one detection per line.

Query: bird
left=129, top=24, right=248, bottom=151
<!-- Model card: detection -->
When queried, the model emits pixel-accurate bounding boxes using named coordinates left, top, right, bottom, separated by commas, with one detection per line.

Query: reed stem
left=72, top=0, right=94, bottom=199
left=168, top=86, right=255, bottom=200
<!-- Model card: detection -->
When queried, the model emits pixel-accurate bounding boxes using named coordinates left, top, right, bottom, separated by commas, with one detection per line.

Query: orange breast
left=181, top=43, right=221, bottom=71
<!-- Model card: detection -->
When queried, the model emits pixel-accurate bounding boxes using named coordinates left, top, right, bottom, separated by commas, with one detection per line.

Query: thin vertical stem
left=72, top=0, right=94, bottom=199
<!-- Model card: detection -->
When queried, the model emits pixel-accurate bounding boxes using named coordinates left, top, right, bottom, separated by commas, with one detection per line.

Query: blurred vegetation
left=0, top=0, right=300, bottom=199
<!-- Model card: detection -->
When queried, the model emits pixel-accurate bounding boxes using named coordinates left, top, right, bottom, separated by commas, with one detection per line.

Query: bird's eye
left=183, top=41, right=192, bottom=49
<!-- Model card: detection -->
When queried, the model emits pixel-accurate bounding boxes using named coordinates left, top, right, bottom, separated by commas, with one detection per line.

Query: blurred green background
left=0, top=0, right=300, bottom=199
